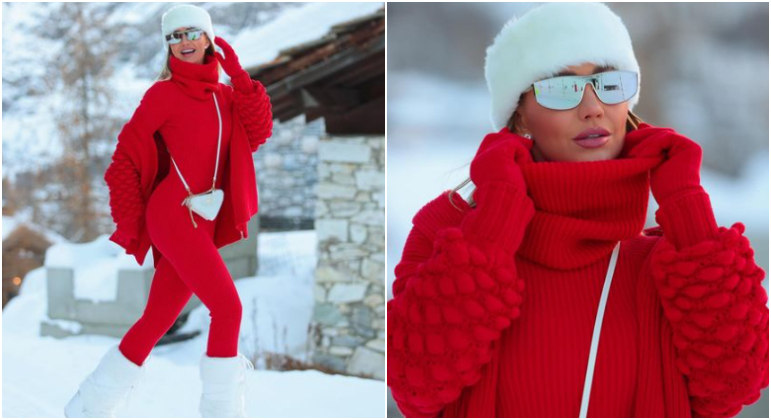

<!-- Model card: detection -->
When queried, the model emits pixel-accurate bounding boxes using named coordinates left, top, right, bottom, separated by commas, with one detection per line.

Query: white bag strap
left=171, top=91, right=222, bottom=195
left=579, top=241, right=621, bottom=418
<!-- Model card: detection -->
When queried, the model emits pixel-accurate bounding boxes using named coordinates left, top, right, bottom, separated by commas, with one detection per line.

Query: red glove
left=214, top=37, right=252, bottom=92
left=461, top=128, right=535, bottom=254
left=468, top=128, right=533, bottom=189
left=625, top=123, right=704, bottom=205
left=110, top=219, right=141, bottom=255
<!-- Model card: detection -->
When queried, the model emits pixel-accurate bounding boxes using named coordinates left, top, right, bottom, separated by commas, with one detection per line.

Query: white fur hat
left=484, top=2, right=640, bottom=130
left=161, top=4, right=215, bottom=46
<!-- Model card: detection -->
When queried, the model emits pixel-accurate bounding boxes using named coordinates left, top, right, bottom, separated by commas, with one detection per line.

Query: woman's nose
left=181, top=37, right=196, bottom=47
left=576, top=82, right=604, bottom=120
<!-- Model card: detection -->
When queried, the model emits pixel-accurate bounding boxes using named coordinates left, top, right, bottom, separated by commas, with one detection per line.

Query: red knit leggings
left=119, top=176, right=242, bottom=367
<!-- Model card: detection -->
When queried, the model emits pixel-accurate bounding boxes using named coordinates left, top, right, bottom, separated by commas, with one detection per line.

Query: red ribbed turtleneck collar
left=512, top=129, right=662, bottom=270
left=169, top=53, right=220, bottom=100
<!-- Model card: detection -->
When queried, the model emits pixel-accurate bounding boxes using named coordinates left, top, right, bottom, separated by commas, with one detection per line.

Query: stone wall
left=312, top=134, right=385, bottom=380
left=252, top=116, right=322, bottom=230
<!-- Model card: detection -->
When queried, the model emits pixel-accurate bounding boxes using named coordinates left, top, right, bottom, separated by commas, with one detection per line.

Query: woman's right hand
left=469, top=128, right=533, bottom=190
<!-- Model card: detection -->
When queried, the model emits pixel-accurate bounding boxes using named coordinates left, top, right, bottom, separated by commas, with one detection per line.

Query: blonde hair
left=449, top=106, right=644, bottom=210
left=156, top=36, right=219, bottom=81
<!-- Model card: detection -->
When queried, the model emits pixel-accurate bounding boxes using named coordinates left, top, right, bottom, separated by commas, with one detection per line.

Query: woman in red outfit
left=388, top=3, right=768, bottom=418
left=66, top=5, right=272, bottom=418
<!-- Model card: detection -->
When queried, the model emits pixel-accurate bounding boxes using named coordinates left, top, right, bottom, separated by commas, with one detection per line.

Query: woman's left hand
left=213, top=37, right=244, bottom=77
left=627, top=123, right=704, bottom=205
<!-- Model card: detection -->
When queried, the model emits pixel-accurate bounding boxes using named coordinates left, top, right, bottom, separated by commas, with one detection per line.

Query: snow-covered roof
left=233, top=2, right=384, bottom=70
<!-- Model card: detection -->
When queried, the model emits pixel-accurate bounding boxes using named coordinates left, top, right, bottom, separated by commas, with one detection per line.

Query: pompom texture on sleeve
left=103, top=143, right=145, bottom=250
left=232, top=79, right=273, bottom=153
left=388, top=226, right=525, bottom=417
left=650, top=222, right=769, bottom=417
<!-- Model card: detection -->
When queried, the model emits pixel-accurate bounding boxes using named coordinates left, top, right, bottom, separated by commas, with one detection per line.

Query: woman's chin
left=541, top=148, right=621, bottom=163
left=176, top=54, right=203, bottom=64
left=572, top=141, right=624, bottom=162
left=577, top=151, right=619, bottom=162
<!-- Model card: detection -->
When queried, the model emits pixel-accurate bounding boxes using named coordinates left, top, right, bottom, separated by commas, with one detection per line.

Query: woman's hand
left=214, top=37, right=252, bottom=92
left=213, top=37, right=244, bottom=77
left=626, top=123, right=703, bottom=205
left=469, top=128, right=533, bottom=189
left=462, top=129, right=536, bottom=254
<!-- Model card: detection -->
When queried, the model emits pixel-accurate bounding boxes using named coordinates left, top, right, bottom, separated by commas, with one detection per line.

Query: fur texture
left=485, top=2, right=640, bottom=130
left=161, top=4, right=215, bottom=46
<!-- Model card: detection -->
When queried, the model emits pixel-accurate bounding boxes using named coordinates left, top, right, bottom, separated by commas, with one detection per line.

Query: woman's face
left=169, top=27, right=210, bottom=65
left=514, top=62, right=629, bottom=162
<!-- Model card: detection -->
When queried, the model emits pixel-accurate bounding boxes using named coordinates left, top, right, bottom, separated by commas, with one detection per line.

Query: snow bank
left=44, top=234, right=149, bottom=302
left=2, top=266, right=48, bottom=337
left=4, top=229, right=384, bottom=417
left=3, top=334, right=383, bottom=418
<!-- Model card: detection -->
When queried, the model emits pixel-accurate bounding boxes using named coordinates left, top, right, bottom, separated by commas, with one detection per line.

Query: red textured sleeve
left=103, top=84, right=169, bottom=254
left=655, top=188, right=719, bottom=250
left=104, top=147, right=144, bottom=253
left=388, top=191, right=531, bottom=417
left=650, top=222, right=769, bottom=417
left=231, top=75, right=273, bottom=153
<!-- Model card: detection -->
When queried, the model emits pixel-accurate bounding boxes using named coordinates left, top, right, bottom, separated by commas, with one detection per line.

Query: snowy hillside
left=2, top=229, right=384, bottom=418
left=2, top=2, right=383, bottom=181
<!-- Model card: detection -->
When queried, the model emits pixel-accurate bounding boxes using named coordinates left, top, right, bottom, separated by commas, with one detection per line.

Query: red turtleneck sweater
left=387, top=133, right=768, bottom=417
left=104, top=54, right=272, bottom=266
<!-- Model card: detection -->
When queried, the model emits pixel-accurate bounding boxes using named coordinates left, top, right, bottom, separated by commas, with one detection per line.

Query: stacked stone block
left=252, top=116, right=322, bottom=228
left=312, top=134, right=385, bottom=380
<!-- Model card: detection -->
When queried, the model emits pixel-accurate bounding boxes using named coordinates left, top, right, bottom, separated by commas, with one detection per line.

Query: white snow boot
left=64, top=345, right=145, bottom=417
left=199, top=353, right=253, bottom=417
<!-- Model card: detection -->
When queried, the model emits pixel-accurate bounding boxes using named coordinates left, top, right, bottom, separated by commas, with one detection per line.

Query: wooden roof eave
left=264, top=34, right=384, bottom=101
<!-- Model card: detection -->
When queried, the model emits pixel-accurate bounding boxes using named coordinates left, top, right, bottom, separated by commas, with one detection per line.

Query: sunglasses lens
left=533, top=71, right=638, bottom=110
left=166, top=33, right=182, bottom=45
left=595, top=71, right=638, bottom=105
left=533, top=75, right=583, bottom=110
left=166, top=29, right=203, bottom=44
left=188, top=30, right=202, bottom=41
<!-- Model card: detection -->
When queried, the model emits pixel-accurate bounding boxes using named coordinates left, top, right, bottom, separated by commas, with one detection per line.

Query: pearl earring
left=524, top=133, right=532, bottom=139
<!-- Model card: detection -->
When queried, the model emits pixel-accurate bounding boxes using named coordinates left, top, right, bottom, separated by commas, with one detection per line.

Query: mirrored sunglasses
left=166, top=28, right=204, bottom=45
left=531, top=70, right=638, bottom=111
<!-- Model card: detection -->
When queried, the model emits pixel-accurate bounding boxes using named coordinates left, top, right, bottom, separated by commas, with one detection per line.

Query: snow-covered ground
left=2, top=228, right=384, bottom=418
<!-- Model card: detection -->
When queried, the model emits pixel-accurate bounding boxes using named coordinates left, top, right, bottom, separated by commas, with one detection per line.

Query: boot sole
left=64, top=391, right=114, bottom=418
